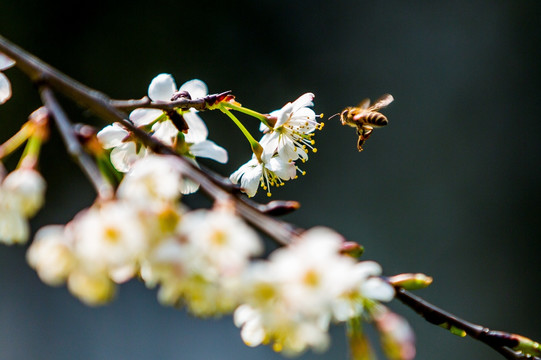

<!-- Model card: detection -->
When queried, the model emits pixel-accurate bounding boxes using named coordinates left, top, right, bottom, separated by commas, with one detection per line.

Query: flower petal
left=152, top=120, right=178, bottom=146
left=190, top=140, right=228, bottom=164
left=148, top=73, right=177, bottom=102
left=110, top=142, right=144, bottom=173
left=179, top=79, right=208, bottom=100
left=0, top=72, right=12, bottom=105
left=129, top=108, right=164, bottom=127
left=97, top=123, right=128, bottom=149
left=0, top=53, right=15, bottom=71
left=291, top=93, right=314, bottom=112
left=183, top=111, right=208, bottom=143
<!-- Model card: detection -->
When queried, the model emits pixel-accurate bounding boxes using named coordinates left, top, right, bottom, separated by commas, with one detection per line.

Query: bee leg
left=357, top=135, right=365, bottom=151
left=361, top=125, right=373, bottom=139
left=356, top=128, right=367, bottom=151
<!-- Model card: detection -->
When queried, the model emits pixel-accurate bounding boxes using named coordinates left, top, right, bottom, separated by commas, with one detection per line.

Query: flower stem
left=18, top=132, right=42, bottom=169
left=218, top=104, right=263, bottom=161
left=0, top=123, right=31, bottom=159
left=221, top=101, right=271, bottom=128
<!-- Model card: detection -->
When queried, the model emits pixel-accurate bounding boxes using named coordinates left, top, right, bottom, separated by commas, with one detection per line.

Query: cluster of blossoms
left=26, top=153, right=395, bottom=356
left=230, top=93, right=323, bottom=197
left=234, top=227, right=395, bottom=355
left=0, top=71, right=405, bottom=357
left=27, top=154, right=262, bottom=310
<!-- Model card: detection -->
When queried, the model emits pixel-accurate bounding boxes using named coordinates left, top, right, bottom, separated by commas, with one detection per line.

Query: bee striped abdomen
left=357, top=112, right=388, bottom=127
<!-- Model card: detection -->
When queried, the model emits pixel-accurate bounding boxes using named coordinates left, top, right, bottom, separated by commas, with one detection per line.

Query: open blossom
left=69, top=201, right=149, bottom=282
left=141, top=207, right=263, bottom=317
left=96, top=122, right=147, bottom=172
left=97, top=74, right=227, bottom=176
left=260, top=93, right=321, bottom=163
left=0, top=52, right=15, bottom=105
left=229, top=151, right=296, bottom=197
left=234, top=227, right=394, bottom=355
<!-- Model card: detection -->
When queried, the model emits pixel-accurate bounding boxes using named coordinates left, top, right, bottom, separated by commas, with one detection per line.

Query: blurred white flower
left=67, top=268, right=116, bottom=306
left=70, top=201, right=148, bottom=280
left=0, top=52, right=15, bottom=105
left=0, top=204, right=28, bottom=245
left=0, top=168, right=46, bottom=245
left=116, top=154, right=184, bottom=206
left=2, top=168, right=46, bottom=217
left=26, top=225, right=76, bottom=286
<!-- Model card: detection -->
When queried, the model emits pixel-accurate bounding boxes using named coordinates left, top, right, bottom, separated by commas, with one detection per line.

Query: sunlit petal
left=148, top=73, right=177, bottom=102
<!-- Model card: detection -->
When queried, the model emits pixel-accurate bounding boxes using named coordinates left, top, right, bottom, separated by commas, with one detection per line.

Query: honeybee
left=333, top=94, right=394, bottom=151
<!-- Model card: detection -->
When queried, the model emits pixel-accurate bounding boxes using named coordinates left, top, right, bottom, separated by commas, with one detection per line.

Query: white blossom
left=116, top=154, right=184, bottom=206
left=260, top=93, right=320, bottom=163
left=2, top=168, right=46, bottom=217
left=0, top=205, right=28, bottom=245
left=67, top=268, right=116, bottom=306
left=70, top=201, right=148, bottom=281
left=126, top=73, right=227, bottom=162
left=229, top=150, right=296, bottom=197
left=26, top=225, right=76, bottom=286
left=0, top=168, right=46, bottom=245
left=97, top=122, right=146, bottom=172
left=0, top=52, right=15, bottom=105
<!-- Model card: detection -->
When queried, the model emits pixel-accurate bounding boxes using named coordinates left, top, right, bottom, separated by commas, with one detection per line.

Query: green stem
left=218, top=104, right=263, bottom=161
left=0, top=123, right=31, bottom=159
left=18, top=132, right=42, bottom=168
left=221, top=101, right=271, bottom=129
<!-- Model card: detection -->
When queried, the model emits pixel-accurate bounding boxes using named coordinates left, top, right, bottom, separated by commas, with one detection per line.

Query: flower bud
left=67, top=270, right=116, bottom=306
left=373, top=307, right=416, bottom=360
left=387, top=273, right=433, bottom=290
left=2, top=168, right=46, bottom=217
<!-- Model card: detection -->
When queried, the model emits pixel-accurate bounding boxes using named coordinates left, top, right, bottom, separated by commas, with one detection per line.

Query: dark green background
left=1, top=1, right=540, bottom=359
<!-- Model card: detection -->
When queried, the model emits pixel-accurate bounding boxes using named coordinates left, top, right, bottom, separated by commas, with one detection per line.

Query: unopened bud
left=373, top=306, right=416, bottom=360
left=388, top=273, right=433, bottom=290
left=340, top=241, right=364, bottom=258
left=74, top=124, right=104, bottom=155
left=259, top=200, right=301, bottom=216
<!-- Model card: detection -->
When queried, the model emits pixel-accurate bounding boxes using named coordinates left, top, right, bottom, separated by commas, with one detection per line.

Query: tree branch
left=39, top=86, right=114, bottom=200
left=110, top=91, right=233, bottom=112
left=394, top=287, right=541, bottom=360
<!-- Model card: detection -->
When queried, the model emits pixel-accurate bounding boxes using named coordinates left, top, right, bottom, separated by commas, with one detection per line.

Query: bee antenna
left=327, top=112, right=340, bottom=121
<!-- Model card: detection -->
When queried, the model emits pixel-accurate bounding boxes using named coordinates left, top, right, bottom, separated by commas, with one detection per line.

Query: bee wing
left=357, top=98, right=371, bottom=110
left=369, top=94, right=394, bottom=111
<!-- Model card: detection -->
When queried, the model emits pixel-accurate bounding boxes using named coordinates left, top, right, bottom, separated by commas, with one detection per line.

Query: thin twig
left=39, top=86, right=114, bottom=200
left=110, top=91, right=233, bottom=112
left=394, top=287, right=541, bottom=360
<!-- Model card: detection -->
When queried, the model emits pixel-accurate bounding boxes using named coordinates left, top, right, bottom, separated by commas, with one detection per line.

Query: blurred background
left=1, top=1, right=540, bottom=359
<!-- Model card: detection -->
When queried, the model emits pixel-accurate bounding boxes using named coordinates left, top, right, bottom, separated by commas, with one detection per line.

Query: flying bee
left=330, top=94, right=394, bottom=151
